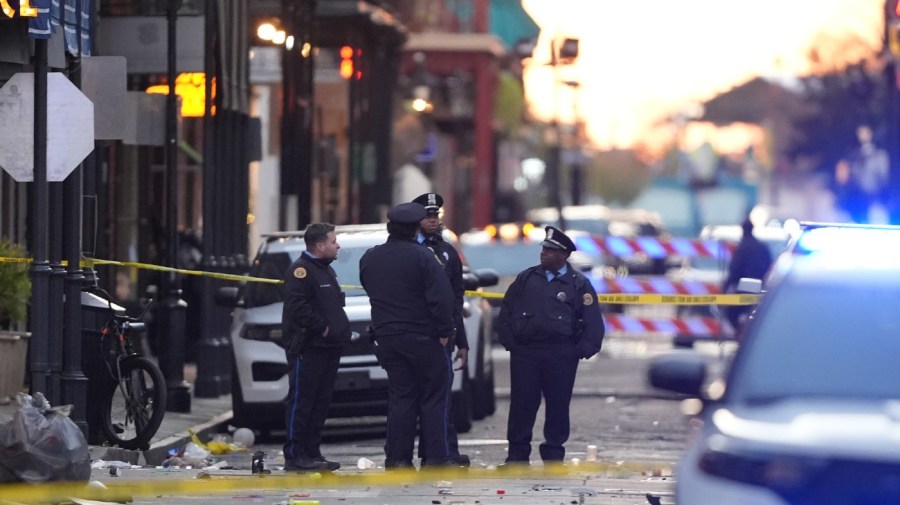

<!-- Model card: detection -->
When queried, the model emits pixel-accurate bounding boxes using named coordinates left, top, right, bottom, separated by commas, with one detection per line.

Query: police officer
left=723, top=217, right=773, bottom=332
left=281, top=223, right=351, bottom=472
left=497, top=226, right=605, bottom=465
left=412, top=192, right=470, bottom=466
left=359, top=202, right=456, bottom=469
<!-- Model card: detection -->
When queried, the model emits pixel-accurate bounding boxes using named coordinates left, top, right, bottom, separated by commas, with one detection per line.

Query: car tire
left=231, top=364, right=263, bottom=431
left=471, top=328, right=495, bottom=420
left=453, top=374, right=473, bottom=434
left=481, top=368, right=496, bottom=417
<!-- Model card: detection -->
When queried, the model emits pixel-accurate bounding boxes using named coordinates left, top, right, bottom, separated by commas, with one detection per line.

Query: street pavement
left=0, top=341, right=698, bottom=504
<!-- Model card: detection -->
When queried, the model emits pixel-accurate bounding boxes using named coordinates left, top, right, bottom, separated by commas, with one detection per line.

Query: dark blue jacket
left=360, top=236, right=455, bottom=340
left=281, top=253, right=351, bottom=353
left=421, top=233, right=468, bottom=349
left=497, top=263, right=605, bottom=359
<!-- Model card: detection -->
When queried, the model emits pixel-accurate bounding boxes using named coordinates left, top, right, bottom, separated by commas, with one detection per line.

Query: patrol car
left=216, top=224, right=499, bottom=436
left=649, top=223, right=900, bottom=504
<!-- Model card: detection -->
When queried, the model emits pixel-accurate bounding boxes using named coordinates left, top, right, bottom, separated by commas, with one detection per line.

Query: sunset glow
left=522, top=0, right=884, bottom=152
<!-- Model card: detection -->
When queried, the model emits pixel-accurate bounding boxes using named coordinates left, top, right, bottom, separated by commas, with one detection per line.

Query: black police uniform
left=497, top=229, right=605, bottom=463
left=281, top=252, right=351, bottom=468
left=413, top=193, right=469, bottom=464
left=723, top=220, right=773, bottom=330
left=359, top=203, right=456, bottom=467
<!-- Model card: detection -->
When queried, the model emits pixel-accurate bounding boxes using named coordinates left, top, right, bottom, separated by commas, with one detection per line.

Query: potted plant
left=0, top=238, right=31, bottom=402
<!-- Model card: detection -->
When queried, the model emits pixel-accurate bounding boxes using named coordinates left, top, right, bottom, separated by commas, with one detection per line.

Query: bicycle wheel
left=99, top=356, right=167, bottom=450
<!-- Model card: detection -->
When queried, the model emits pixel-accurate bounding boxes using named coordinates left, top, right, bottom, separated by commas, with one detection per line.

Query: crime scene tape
left=1, top=256, right=760, bottom=305
left=595, top=277, right=721, bottom=295
left=604, top=313, right=722, bottom=336
left=0, top=461, right=674, bottom=504
left=596, top=293, right=759, bottom=305
left=576, top=234, right=736, bottom=259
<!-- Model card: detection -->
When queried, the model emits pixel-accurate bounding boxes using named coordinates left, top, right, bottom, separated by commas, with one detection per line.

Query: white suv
left=216, top=224, right=499, bottom=436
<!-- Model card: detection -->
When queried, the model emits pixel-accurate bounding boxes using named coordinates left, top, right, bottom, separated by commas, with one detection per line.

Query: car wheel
left=231, top=364, right=252, bottom=428
left=452, top=374, right=473, bottom=434
left=471, top=328, right=495, bottom=420
left=481, top=366, right=496, bottom=417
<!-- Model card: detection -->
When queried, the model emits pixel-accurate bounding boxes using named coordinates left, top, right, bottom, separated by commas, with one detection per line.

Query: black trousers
left=506, top=342, right=579, bottom=462
left=282, top=346, right=342, bottom=461
left=374, top=334, right=452, bottom=466
left=418, top=344, right=461, bottom=462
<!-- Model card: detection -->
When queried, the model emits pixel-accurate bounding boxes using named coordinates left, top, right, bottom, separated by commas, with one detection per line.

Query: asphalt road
left=59, top=335, right=737, bottom=505
left=0, top=333, right=731, bottom=505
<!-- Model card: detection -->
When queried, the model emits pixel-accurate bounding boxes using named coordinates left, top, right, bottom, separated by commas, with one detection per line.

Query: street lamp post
left=548, top=38, right=579, bottom=230
left=158, top=0, right=191, bottom=413
left=562, top=79, right=583, bottom=206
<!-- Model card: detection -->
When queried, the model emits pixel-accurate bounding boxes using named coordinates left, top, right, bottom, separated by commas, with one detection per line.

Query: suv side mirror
left=474, top=268, right=499, bottom=288
left=737, top=278, right=763, bottom=294
left=647, top=352, right=707, bottom=397
left=462, top=273, right=479, bottom=291
left=215, top=286, right=244, bottom=308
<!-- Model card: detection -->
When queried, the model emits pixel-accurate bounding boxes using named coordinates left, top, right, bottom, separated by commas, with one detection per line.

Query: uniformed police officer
left=412, top=192, right=470, bottom=466
left=359, top=202, right=456, bottom=469
left=282, top=223, right=350, bottom=472
left=497, top=226, right=605, bottom=465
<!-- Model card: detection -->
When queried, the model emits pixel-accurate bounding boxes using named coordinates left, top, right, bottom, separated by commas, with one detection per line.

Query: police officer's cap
left=541, top=226, right=576, bottom=253
left=387, top=202, right=427, bottom=224
left=412, top=192, right=443, bottom=214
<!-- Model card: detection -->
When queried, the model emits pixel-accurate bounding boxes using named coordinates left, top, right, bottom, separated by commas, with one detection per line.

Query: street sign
left=0, top=72, right=95, bottom=182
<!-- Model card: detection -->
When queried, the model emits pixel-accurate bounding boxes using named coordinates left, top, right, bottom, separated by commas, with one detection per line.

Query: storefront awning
left=490, top=0, right=540, bottom=49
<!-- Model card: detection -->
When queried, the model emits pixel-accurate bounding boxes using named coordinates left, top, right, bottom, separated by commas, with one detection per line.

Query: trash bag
left=0, top=392, right=91, bottom=483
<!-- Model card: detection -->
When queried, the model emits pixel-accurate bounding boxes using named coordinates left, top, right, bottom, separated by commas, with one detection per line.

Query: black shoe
left=497, top=460, right=529, bottom=471
left=421, top=457, right=468, bottom=470
left=384, top=459, right=415, bottom=471
left=285, top=456, right=340, bottom=472
left=454, top=454, right=471, bottom=467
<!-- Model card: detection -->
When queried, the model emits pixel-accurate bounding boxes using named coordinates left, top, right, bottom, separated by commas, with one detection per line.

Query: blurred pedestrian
left=412, top=192, right=470, bottom=467
left=282, top=223, right=350, bottom=472
left=722, top=217, right=773, bottom=333
left=359, top=202, right=457, bottom=469
left=497, top=226, right=605, bottom=466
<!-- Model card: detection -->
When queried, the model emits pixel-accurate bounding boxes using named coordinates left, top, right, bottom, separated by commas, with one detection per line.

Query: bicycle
left=94, top=290, right=167, bottom=450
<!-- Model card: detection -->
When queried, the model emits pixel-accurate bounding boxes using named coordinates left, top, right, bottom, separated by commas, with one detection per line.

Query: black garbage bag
left=0, top=392, right=91, bottom=483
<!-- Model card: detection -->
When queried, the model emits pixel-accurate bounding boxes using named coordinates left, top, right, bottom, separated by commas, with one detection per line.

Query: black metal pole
left=48, top=180, right=64, bottom=406
left=62, top=48, right=89, bottom=437
left=159, top=0, right=191, bottom=413
left=29, top=38, right=51, bottom=398
left=194, top=0, right=221, bottom=399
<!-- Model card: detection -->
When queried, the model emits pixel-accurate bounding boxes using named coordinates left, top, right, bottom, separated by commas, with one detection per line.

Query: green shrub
left=0, top=239, right=31, bottom=327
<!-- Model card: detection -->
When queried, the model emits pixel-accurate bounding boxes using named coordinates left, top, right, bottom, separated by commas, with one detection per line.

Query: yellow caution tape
left=597, top=293, right=760, bottom=306
left=0, top=461, right=672, bottom=503
left=0, top=257, right=761, bottom=305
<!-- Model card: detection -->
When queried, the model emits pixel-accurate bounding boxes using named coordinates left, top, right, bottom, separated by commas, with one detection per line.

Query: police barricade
left=579, top=234, right=744, bottom=344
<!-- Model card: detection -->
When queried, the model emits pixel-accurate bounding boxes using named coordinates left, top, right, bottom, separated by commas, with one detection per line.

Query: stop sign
left=0, top=72, right=95, bottom=182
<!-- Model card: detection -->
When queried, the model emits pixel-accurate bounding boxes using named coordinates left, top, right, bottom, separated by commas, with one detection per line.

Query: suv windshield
left=730, top=281, right=900, bottom=403
left=244, top=244, right=370, bottom=307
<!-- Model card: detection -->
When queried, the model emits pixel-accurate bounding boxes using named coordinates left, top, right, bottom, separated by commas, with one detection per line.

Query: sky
left=521, top=0, right=884, bottom=152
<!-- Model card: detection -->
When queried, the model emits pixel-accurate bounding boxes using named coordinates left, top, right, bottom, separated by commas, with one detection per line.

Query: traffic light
left=339, top=45, right=354, bottom=79
left=339, top=46, right=362, bottom=80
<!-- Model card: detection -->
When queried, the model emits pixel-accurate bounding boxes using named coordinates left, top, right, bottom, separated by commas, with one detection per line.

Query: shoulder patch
left=294, top=267, right=307, bottom=279
left=582, top=293, right=594, bottom=306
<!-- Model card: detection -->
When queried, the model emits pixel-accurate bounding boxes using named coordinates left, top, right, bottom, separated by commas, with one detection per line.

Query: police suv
left=216, top=224, right=499, bottom=436
left=649, top=223, right=900, bottom=504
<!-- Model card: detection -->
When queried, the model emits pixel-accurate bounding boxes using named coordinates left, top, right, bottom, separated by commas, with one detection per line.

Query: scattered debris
left=645, top=492, right=663, bottom=505
left=251, top=450, right=271, bottom=474
left=571, top=487, right=597, bottom=496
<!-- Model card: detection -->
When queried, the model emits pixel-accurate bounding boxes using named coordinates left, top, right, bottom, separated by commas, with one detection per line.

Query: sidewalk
left=0, top=363, right=235, bottom=467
